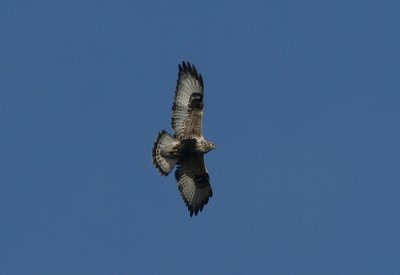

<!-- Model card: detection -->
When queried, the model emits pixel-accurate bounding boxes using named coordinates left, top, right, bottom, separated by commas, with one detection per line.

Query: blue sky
left=1, top=0, right=400, bottom=274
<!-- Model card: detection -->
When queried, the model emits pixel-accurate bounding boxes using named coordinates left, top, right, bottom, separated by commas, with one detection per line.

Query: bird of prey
left=152, top=61, right=215, bottom=216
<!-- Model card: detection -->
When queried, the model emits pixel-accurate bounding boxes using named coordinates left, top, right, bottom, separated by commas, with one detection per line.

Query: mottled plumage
left=152, top=61, right=215, bottom=216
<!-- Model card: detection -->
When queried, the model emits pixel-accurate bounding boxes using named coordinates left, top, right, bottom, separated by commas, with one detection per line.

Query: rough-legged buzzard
left=152, top=61, right=215, bottom=216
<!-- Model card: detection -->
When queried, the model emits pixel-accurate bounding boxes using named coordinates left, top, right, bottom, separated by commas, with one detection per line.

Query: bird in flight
left=152, top=61, right=215, bottom=216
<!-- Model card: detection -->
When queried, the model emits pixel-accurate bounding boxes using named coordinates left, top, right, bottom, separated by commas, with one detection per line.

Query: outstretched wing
left=175, top=155, right=213, bottom=216
left=172, top=61, right=204, bottom=139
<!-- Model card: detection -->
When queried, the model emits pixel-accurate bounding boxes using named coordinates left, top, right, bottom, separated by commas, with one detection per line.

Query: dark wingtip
left=188, top=205, right=204, bottom=217
left=178, top=61, right=203, bottom=88
left=180, top=61, right=188, bottom=71
left=189, top=208, right=199, bottom=217
left=178, top=182, right=208, bottom=218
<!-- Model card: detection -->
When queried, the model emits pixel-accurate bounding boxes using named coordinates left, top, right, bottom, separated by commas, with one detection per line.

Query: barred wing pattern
left=172, top=62, right=204, bottom=139
left=152, top=61, right=214, bottom=217
left=175, top=156, right=213, bottom=216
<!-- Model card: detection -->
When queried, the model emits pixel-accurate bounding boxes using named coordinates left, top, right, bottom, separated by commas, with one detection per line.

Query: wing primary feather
left=175, top=156, right=213, bottom=217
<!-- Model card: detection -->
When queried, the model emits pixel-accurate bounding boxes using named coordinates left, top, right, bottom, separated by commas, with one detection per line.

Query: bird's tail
left=152, top=130, right=179, bottom=176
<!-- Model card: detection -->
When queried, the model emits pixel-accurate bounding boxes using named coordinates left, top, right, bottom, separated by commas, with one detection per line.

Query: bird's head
left=206, top=141, right=216, bottom=152
left=210, top=142, right=216, bottom=150
left=197, top=139, right=216, bottom=153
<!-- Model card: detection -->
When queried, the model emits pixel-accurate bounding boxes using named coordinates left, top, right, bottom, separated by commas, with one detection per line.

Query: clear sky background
left=1, top=0, right=400, bottom=274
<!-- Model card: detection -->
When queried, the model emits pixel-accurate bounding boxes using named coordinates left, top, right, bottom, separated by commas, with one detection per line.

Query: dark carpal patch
left=189, top=93, right=204, bottom=109
left=194, top=173, right=210, bottom=189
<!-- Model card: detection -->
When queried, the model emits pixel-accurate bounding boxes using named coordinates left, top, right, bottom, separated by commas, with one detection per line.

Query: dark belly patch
left=179, top=139, right=198, bottom=157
